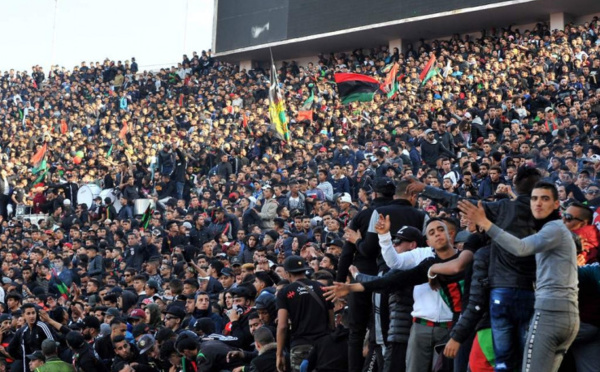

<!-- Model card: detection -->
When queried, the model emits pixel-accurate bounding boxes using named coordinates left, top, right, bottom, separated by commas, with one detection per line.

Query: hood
left=121, top=290, right=138, bottom=314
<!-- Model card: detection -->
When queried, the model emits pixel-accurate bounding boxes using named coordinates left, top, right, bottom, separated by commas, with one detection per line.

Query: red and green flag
left=420, top=54, right=437, bottom=82
left=52, top=269, right=70, bottom=300
left=31, top=143, right=47, bottom=167
left=334, top=73, right=379, bottom=105
left=140, top=204, right=153, bottom=230
left=422, top=67, right=439, bottom=86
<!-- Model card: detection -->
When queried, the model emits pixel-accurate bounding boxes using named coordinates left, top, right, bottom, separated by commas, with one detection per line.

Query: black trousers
left=0, top=194, right=9, bottom=220
left=347, top=290, right=372, bottom=372
left=384, top=341, right=408, bottom=372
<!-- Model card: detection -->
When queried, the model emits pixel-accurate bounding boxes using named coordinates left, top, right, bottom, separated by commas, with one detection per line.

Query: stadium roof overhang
left=214, top=0, right=600, bottom=63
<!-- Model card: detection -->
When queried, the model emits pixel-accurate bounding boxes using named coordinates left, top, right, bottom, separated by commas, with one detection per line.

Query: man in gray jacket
left=257, top=185, right=278, bottom=229
left=459, top=181, right=579, bottom=372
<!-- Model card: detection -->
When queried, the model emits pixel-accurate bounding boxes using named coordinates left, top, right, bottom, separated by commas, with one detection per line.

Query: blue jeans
left=489, top=288, right=535, bottom=371
left=176, top=182, right=184, bottom=200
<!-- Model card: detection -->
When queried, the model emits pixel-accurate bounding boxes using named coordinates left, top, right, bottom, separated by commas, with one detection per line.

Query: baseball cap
left=106, top=308, right=121, bottom=318
left=338, top=193, right=352, bottom=203
left=165, top=305, right=186, bottom=320
left=373, top=177, right=396, bottom=196
left=283, top=255, right=309, bottom=273
left=26, top=351, right=45, bottom=361
left=82, top=316, right=101, bottom=330
left=128, top=308, right=146, bottom=320
left=545, top=107, right=554, bottom=113
left=220, top=267, right=234, bottom=277
left=137, top=334, right=156, bottom=355
left=132, top=323, right=151, bottom=338
left=146, top=279, right=160, bottom=291
left=326, top=239, right=344, bottom=248
left=423, top=129, right=434, bottom=135
left=392, top=226, right=422, bottom=243
left=582, top=154, right=600, bottom=164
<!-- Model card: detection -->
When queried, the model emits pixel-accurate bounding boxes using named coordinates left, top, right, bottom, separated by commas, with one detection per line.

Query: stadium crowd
left=0, top=15, right=599, bottom=372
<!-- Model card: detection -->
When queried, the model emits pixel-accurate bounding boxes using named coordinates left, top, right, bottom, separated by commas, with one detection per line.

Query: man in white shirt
left=326, top=216, right=459, bottom=372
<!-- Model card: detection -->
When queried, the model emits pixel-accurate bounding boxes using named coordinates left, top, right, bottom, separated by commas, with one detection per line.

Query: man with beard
left=82, top=315, right=102, bottom=348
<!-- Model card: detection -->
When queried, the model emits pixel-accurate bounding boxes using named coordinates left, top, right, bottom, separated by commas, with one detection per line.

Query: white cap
left=338, top=193, right=352, bottom=203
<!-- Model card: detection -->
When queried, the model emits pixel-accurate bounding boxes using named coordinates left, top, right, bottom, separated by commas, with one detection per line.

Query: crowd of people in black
left=0, top=14, right=599, bottom=372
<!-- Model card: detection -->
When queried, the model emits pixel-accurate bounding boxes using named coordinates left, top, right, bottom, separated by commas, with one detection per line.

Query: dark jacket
left=72, top=344, right=108, bottom=372
left=306, top=326, right=349, bottom=372
left=450, top=246, right=491, bottom=344
left=420, top=139, right=455, bottom=167
left=197, top=340, right=241, bottom=372
left=87, top=255, right=104, bottom=279
left=8, top=321, right=56, bottom=371
left=337, top=197, right=393, bottom=280
left=248, top=344, right=277, bottom=372
left=355, top=269, right=413, bottom=344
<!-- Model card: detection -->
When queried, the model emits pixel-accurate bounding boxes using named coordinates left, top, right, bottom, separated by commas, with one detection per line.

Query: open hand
left=457, top=200, right=491, bottom=230
left=343, top=227, right=361, bottom=244
left=405, top=176, right=426, bottom=195
left=323, top=282, right=351, bottom=301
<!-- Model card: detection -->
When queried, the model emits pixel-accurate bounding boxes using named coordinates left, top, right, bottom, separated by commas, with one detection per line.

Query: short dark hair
left=533, top=181, right=559, bottom=201
left=568, top=201, right=593, bottom=224
left=254, top=326, right=275, bottom=345
left=514, top=166, right=542, bottom=195
left=112, top=335, right=127, bottom=348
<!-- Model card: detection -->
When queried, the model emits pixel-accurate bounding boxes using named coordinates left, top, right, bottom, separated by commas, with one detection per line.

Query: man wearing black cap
left=26, top=350, right=45, bottom=371
left=276, top=255, right=333, bottom=372
left=164, top=305, right=186, bottom=334
left=225, top=287, right=255, bottom=351
left=66, top=331, right=107, bottom=372
left=82, top=315, right=101, bottom=348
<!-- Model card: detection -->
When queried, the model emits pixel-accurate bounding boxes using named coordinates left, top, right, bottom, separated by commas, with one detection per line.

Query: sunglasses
left=586, top=189, right=600, bottom=195
left=562, top=213, right=583, bottom=222
left=165, top=316, right=177, bottom=321
left=392, top=238, right=405, bottom=245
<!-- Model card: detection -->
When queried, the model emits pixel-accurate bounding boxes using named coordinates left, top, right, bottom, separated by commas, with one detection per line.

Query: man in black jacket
left=247, top=327, right=277, bottom=372
left=359, top=179, right=427, bottom=372
left=337, top=177, right=396, bottom=372
left=419, top=129, right=456, bottom=167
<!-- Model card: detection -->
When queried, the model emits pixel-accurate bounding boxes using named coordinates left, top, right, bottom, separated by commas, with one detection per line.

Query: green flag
left=106, top=144, right=114, bottom=158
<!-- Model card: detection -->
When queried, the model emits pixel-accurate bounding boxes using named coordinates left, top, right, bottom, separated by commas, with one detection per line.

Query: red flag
left=119, top=121, right=128, bottom=140
left=242, top=112, right=248, bottom=128
left=420, top=54, right=436, bottom=81
left=296, top=111, right=313, bottom=123
left=31, top=143, right=47, bottom=166
left=178, top=93, right=184, bottom=107
left=60, top=119, right=68, bottom=134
